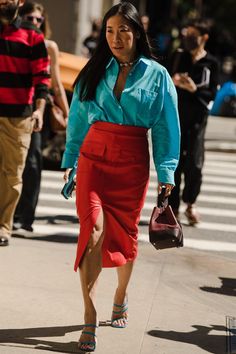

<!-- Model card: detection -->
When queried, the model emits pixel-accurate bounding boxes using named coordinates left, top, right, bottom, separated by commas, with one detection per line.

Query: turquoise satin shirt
left=61, top=56, right=180, bottom=184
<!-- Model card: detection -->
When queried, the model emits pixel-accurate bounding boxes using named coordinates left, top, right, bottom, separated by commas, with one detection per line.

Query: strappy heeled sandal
left=111, top=302, right=128, bottom=328
left=78, top=324, right=98, bottom=352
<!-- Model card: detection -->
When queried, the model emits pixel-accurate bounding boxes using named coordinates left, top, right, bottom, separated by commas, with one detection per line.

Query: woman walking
left=61, top=2, right=180, bottom=352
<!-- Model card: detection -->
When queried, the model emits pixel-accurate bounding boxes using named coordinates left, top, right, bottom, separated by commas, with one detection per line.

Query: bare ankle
left=84, top=308, right=97, bottom=323
left=114, top=288, right=127, bottom=305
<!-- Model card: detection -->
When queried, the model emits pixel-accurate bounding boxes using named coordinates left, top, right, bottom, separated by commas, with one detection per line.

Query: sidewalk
left=1, top=236, right=236, bottom=354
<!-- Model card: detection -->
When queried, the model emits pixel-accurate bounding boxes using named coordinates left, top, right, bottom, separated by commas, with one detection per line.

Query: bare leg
left=78, top=210, right=105, bottom=350
left=112, top=261, right=134, bottom=327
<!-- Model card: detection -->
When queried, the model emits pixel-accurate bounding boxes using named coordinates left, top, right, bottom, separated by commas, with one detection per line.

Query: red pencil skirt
left=74, top=121, right=150, bottom=270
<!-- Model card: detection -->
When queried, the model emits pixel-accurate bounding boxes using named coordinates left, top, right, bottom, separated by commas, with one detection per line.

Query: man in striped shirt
left=0, top=0, right=49, bottom=246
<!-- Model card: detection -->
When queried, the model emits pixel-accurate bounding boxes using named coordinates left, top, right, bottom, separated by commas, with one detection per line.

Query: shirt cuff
left=34, top=84, right=49, bottom=100
left=157, top=168, right=175, bottom=185
left=61, top=152, right=78, bottom=169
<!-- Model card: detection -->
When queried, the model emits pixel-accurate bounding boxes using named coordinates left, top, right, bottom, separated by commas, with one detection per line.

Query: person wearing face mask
left=0, top=0, right=49, bottom=246
left=168, top=19, right=219, bottom=225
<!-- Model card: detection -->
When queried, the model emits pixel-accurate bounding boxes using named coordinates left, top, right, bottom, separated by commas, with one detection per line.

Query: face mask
left=182, top=35, right=200, bottom=52
left=0, top=1, right=19, bottom=23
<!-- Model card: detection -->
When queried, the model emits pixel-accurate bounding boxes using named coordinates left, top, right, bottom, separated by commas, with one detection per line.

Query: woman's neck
left=116, top=52, right=138, bottom=67
left=191, top=47, right=207, bottom=62
left=119, top=59, right=137, bottom=67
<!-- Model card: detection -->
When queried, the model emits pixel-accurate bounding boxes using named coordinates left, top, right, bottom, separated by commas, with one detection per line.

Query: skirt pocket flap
left=80, top=141, right=106, bottom=157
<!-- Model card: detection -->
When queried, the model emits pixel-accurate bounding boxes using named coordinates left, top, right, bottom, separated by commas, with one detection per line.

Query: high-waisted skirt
left=74, top=121, right=150, bottom=270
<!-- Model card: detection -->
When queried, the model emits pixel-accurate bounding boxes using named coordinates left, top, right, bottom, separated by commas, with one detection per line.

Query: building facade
left=37, top=0, right=146, bottom=55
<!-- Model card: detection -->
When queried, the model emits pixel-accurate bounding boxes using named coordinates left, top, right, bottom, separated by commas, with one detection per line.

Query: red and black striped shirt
left=0, top=16, right=49, bottom=117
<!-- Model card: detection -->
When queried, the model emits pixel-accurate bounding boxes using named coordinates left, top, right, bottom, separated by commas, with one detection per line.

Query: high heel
left=78, top=324, right=98, bottom=352
left=111, top=302, right=128, bottom=328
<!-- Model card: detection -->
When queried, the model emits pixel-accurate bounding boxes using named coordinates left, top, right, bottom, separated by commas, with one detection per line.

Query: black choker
left=119, top=60, right=137, bottom=67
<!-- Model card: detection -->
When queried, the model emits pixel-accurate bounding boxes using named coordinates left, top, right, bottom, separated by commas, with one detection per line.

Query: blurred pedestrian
left=81, top=18, right=102, bottom=58
left=168, top=19, right=219, bottom=225
left=62, top=2, right=180, bottom=351
left=211, top=60, right=236, bottom=117
left=141, top=14, right=150, bottom=34
left=13, top=1, right=69, bottom=234
left=0, top=0, right=49, bottom=246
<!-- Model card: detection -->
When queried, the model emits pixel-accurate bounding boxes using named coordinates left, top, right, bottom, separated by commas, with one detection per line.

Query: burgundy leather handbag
left=149, top=188, right=183, bottom=250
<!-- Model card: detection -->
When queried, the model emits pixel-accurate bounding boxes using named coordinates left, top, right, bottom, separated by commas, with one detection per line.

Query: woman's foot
left=185, top=204, right=200, bottom=225
left=111, top=292, right=128, bottom=328
left=78, top=323, right=98, bottom=352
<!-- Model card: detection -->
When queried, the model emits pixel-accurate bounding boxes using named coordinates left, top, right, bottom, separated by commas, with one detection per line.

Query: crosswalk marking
left=204, top=153, right=236, bottom=161
left=202, top=168, right=236, bottom=177
left=36, top=204, right=236, bottom=218
left=147, top=181, right=236, bottom=193
left=146, top=204, right=236, bottom=219
left=45, top=164, right=236, bottom=178
left=27, top=224, right=79, bottom=235
left=37, top=202, right=236, bottom=219
left=36, top=205, right=77, bottom=216
left=41, top=178, right=236, bottom=191
left=39, top=192, right=236, bottom=206
left=28, top=225, right=236, bottom=253
left=204, top=161, right=236, bottom=168
left=203, top=175, right=236, bottom=185
left=182, top=239, right=236, bottom=252
left=148, top=167, right=236, bottom=178
left=139, top=235, right=236, bottom=253
left=34, top=151, right=236, bottom=253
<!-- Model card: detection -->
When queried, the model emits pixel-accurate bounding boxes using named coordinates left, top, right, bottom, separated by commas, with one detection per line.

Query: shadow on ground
left=12, top=233, right=78, bottom=244
left=13, top=215, right=78, bottom=243
left=0, top=322, right=111, bottom=353
left=148, top=324, right=226, bottom=354
left=0, top=325, right=82, bottom=353
left=200, top=277, right=236, bottom=297
left=35, top=215, right=78, bottom=225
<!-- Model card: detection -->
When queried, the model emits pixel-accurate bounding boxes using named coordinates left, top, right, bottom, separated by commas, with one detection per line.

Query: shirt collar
left=106, top=57, right=115, bottom=69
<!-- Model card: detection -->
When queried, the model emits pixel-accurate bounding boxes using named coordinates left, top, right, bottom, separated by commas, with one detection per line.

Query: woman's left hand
left=158, top=183, right=174, bottom=196
left=32, top=109, right=43, bottom=132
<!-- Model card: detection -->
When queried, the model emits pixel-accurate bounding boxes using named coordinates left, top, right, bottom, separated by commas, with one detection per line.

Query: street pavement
left=1, top=116, right=236, bottom=353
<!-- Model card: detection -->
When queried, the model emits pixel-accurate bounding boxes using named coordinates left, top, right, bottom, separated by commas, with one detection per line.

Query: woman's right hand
left=63, top=168, right=77, bottom=194
left=63, top=168, right=71, bottom=183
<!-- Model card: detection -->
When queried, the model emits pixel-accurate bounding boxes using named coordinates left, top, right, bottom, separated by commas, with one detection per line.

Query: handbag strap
left=157, top=186, right=168, bottom=208
left=47, top=93, right=54, bottom=106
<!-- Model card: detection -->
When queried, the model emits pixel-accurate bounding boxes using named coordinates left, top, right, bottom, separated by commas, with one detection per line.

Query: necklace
left=119, top=59, right=137, bottom=67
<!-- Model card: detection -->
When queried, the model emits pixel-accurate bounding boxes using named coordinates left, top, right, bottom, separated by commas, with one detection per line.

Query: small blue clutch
left=61, top=167, right=77, bottom=199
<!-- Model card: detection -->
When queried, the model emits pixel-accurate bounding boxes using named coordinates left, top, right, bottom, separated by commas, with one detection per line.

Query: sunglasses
left=26, top=15, right=44, bottom=24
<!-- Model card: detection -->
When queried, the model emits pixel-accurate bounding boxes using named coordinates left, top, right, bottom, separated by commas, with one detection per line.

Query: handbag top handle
left=157, top=187, right=168, bottom=208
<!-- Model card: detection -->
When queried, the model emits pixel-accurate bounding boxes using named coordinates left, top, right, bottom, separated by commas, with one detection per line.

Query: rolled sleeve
left=151, top=70, right=180, bottom=185
left=61, top=85, right=90, bottom=168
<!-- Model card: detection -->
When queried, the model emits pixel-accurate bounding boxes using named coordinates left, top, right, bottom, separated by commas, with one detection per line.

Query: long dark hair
left=75, top=1, right=154, bottom=101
